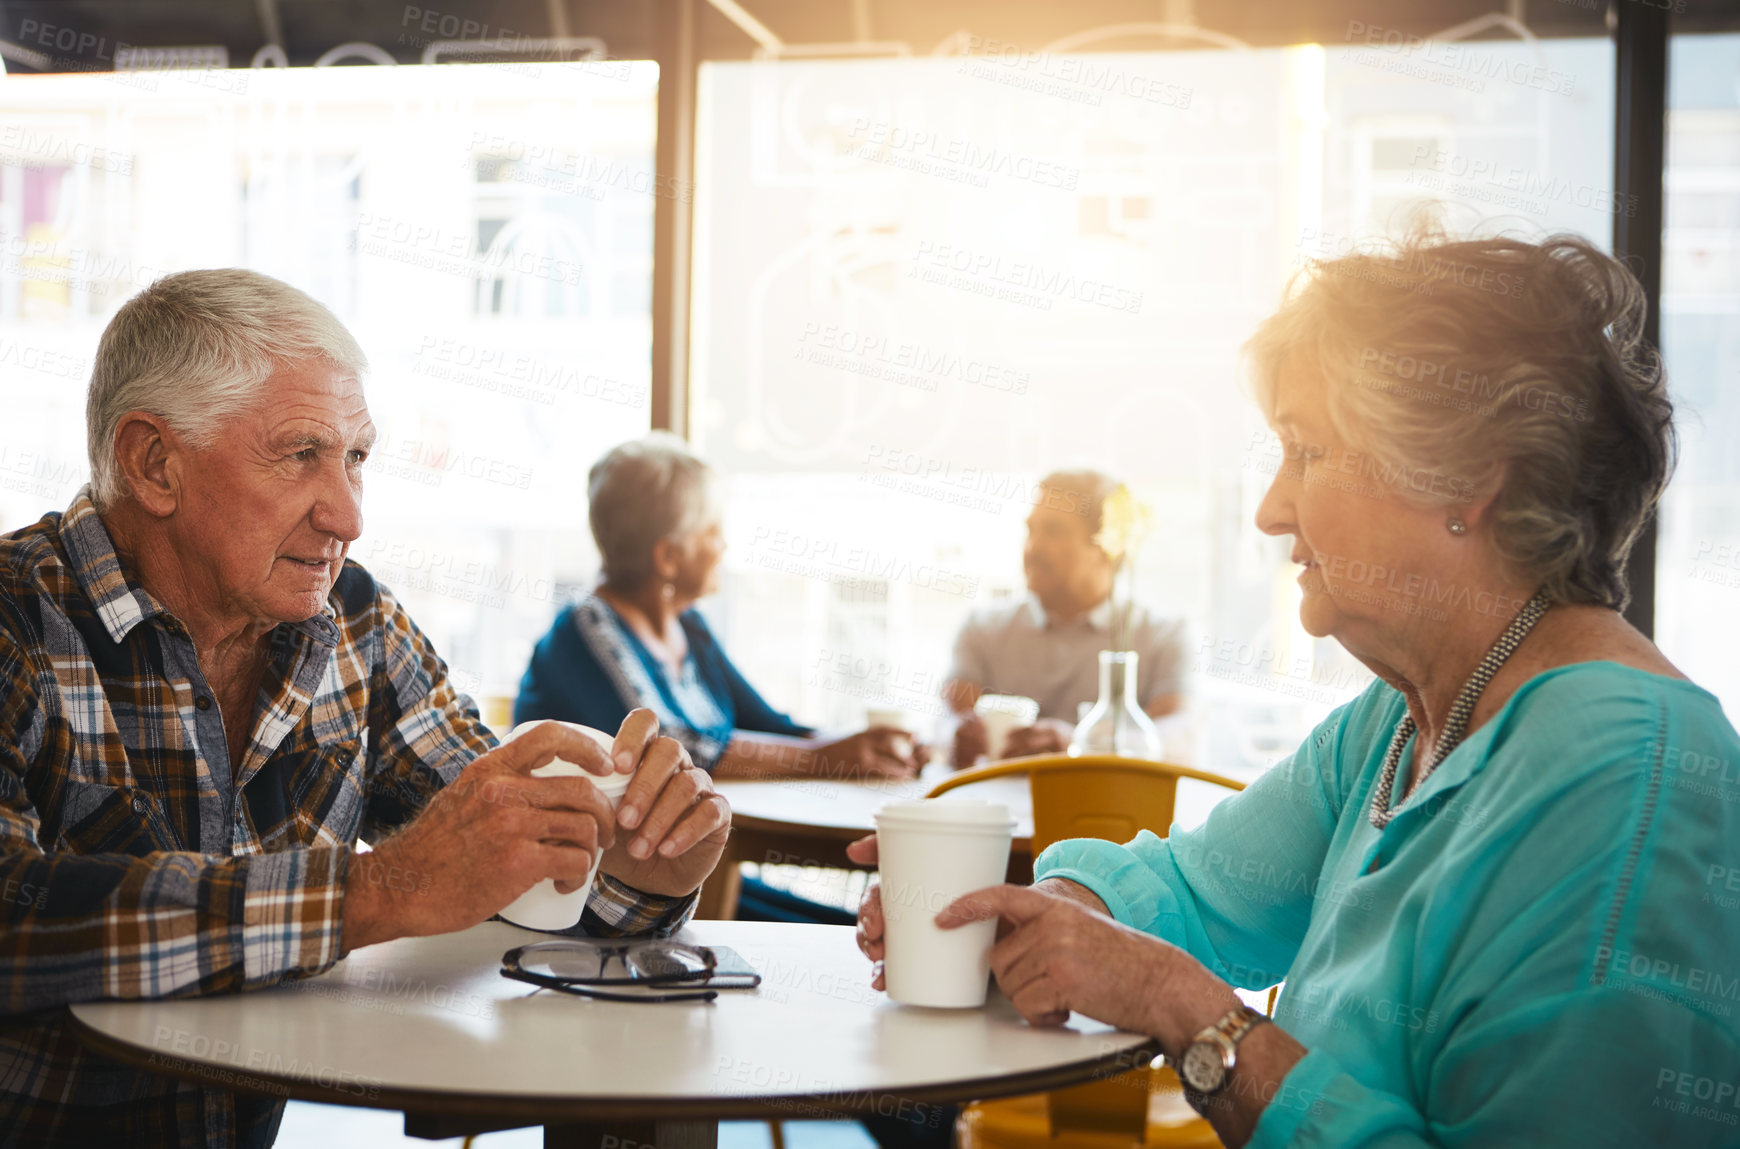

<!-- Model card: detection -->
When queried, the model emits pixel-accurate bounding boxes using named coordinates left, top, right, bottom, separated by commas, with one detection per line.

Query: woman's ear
left=1457, top=462, right=1508, bottom=532
left=649, top=537, right=682, bottom=582
left=111, top=413, right=181, bottom=518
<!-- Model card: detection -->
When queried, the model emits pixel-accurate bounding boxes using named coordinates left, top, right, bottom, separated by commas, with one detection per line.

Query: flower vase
left=1068, top=650, right=1162, bottom=758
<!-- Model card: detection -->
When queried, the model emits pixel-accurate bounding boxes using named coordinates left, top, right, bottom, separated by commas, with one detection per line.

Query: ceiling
left=0, top=0, right=1727, bottom=72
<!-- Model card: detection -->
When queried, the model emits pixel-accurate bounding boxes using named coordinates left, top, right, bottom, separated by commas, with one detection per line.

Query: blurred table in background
left=700, top=730, right=1240, bottom=921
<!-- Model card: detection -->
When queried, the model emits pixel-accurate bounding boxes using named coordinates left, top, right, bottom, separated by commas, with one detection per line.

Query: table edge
left=65, top=1003, right=1158, bottom=1121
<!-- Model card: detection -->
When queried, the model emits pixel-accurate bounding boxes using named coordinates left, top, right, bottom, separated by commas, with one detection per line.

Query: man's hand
left=812, top=728, right=925, bottom=781
left=1001, top=718, right=1073, bottom=758
left=847, top=833, right=1107, bottom=992
left=597, top=709, right=731, bottom=897
left=343, top=721, right=622, bottom=950
left=950, top=713, right=988, bottom=770
left=937, top=883, right=1213, bottom=1037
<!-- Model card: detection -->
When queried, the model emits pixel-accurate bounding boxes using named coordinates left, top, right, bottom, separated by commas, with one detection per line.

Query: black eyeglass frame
left=499, top=941, right=720, bottom=1004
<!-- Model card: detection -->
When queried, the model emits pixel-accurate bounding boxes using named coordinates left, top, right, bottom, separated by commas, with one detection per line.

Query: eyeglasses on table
left=500, top=939, right=721, bottom=1003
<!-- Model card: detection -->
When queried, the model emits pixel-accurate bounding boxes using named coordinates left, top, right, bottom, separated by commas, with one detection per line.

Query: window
left=692, top=36, right=1615, bottom=775
left=1656, top=34, right=1740, bottom=720
left=0, top=62, right=659, bottom=702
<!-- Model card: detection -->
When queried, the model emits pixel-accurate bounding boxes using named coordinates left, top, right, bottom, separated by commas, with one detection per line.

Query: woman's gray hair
left=1244, top=229, right=1676, bottom=611
left=86, top=269, right=368, bottom=509
left=588, top=432, right=719, bottom=592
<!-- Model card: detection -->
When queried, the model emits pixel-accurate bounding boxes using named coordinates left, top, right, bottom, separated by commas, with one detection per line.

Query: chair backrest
left=926, top=754, right=1246, bottom=853
left=928, top=754, right=1248, bottom=1142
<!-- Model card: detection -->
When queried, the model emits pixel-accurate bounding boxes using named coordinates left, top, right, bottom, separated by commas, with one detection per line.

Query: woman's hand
left=812, top=728, right=925, bottom=781
left=848, top=833, right=1110, bottom=993
left=596, top=709, right=732, bottom=897
left=938, top=883, right=1238, bottom=1042
left=847, top=835, right=889, bottom=986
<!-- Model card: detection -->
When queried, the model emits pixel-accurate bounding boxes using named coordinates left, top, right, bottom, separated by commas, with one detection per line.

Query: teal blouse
left=1034, top=662, right=1740, bottom=1147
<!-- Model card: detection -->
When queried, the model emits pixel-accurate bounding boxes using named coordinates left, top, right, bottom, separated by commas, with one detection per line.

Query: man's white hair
left=86, top=268, right=368, bottom=509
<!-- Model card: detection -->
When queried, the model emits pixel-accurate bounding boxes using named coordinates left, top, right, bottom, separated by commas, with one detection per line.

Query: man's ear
left=111, top=413, right=182, bottom=518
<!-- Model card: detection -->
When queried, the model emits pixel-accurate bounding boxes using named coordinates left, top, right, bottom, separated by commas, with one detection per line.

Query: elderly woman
left=516, top=433, right=924, bottom=781
left=853, top=233, right=1740, bottom=1147
left=516, top=434, right=926, bottom=920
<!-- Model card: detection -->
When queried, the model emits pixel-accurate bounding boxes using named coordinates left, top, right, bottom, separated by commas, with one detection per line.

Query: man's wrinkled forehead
left=248, top=362, right=373, bottom=444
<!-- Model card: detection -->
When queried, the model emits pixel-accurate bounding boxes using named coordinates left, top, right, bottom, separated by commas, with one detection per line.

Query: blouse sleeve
left=1032, top=686, right=1389, bottom=990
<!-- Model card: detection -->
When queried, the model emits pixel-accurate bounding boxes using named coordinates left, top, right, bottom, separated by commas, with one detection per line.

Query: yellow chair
left=928, top=755, right=1257, bottom=1149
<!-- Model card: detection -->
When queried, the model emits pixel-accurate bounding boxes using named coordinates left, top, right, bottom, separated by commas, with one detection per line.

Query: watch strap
left=1178, top=1005, right=1269, bottom=1100
left=1218, top=1004, right=1266, bottom=1047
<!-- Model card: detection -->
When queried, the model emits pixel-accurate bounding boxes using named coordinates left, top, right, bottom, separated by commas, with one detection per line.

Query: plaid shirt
left=0, top=489, right=697, bottom=1148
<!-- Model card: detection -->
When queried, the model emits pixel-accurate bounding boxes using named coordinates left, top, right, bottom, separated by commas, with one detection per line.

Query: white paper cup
left=497, top=721, right=634, bottom=932
left=974, top=695, right=1038, bottom=760
left=977, top=710, right=1021, bottom=760
left=866, top=707, right=908, bottom=728
left=875, top=799, right=1015, bottom=1008
left=866, top=707, right=915, bottom=760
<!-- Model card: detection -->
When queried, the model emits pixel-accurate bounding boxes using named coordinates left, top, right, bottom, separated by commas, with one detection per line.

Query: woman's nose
left=1254, top=466, right=1295, bottom=538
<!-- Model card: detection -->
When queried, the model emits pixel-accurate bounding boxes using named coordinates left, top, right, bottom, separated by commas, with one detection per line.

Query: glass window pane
left=1657, top=33, right=1740, bottom=721
left=692, top=37, right=1614, bottom=774
left=0, top=63, right=658, bottom=701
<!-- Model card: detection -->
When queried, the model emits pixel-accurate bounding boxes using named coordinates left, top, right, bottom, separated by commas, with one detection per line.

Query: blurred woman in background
left=516, top=432, right=926, bottom=922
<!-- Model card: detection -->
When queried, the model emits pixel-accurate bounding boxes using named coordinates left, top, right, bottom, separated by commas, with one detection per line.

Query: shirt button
left=132, top=795, right=150, bottom=813
left=196, top=697, right=212, bottom=711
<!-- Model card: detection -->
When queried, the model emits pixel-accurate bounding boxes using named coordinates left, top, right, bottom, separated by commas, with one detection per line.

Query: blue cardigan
left=513, top=593, right=812, bottom=770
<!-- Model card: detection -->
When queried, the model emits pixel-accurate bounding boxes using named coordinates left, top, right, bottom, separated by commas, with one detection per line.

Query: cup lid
left=874, top=799, right=1014, bottom=828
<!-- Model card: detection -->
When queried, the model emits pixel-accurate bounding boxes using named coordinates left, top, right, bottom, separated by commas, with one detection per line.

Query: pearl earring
left=1447, top=518, right=1468, bottom=536
left=662, top=582, right=676, bottom=601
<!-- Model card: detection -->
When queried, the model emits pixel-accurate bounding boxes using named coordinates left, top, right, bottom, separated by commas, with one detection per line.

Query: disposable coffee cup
left=874, top=799, right=1015, bottom=1008
left=975, top=695, right=1039, bottom=760
left=866, top=707, right=915, bottom=760
left=498, top=721, right=633, bottom=932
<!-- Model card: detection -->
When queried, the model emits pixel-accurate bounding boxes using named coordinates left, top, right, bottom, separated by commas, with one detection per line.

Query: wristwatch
left=1172, top=1006, right=1269, bottom=1097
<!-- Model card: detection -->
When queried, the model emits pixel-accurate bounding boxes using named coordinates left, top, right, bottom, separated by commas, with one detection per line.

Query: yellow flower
left=1094, top=484, right=1153, bottom=565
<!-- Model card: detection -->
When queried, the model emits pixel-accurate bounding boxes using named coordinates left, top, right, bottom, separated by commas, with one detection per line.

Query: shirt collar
left=59, top=485, right=339, bottom=647
left=1029, top=594, right=1113, bottom=633
left=60, top=487, right=169, bottom=644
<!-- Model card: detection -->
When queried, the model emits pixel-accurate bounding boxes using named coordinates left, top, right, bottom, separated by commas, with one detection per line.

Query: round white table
left=67, top=920, right=1156, bottom=1144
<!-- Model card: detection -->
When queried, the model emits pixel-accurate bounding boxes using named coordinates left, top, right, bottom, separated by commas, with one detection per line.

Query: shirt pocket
left=55, top=781, right=178, bottom=856
left=285, top=733, right=368, bottom=849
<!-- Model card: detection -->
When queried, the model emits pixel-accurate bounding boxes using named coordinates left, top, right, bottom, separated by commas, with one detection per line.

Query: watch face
left=1179, top=1042, right=1227, bottom=1094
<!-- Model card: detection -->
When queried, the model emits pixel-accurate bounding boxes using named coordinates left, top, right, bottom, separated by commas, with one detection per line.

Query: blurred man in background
left=942, top=469, right=1186, bottom=768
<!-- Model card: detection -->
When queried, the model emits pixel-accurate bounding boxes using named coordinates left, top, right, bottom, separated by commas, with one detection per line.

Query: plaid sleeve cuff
left=239, top=847, right=350, bottom=986
left=581, top=872, right=699, bottom=938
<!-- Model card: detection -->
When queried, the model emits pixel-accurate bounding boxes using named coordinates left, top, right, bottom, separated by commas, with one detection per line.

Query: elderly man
left=0, top=269, right=730, bottom=1147
left=943, top=470, right=1187, bottom=767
